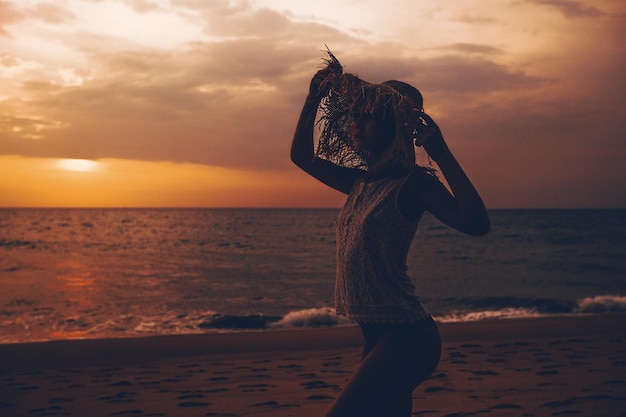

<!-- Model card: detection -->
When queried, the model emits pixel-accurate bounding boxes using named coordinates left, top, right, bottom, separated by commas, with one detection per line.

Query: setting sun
left=0, top=155, right=343, bottom=207
left=57, top=159, right=101, bottom=173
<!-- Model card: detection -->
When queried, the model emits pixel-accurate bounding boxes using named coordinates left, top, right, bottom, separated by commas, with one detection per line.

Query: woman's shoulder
left=390, top=166, right=437, bottom=222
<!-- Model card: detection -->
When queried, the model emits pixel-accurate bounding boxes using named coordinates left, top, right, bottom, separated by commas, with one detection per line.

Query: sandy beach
left=1, top=314, right=625, bottom=417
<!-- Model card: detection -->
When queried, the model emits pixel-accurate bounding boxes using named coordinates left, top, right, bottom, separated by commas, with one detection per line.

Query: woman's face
left=350, top=106, right=394, bottom=155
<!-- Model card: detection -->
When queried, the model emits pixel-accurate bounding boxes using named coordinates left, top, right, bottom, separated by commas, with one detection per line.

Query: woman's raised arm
left=401, top=114, right=490, bottom=236
left=291, top=69, right=362, bottom=195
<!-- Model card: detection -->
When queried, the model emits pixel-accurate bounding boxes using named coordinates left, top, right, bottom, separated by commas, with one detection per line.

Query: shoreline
left=0, top=313, right=622, bottom=371
left=2, top=314, right=625, bottom=416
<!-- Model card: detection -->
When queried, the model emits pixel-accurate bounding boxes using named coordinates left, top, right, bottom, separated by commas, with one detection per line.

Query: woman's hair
left=314, top=51, right=430, bottom=175
left=381, top=80, right=423, bottom=111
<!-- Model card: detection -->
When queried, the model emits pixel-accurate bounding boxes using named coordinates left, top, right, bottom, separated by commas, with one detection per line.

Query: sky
left=0, top=0, right=624, bottom=208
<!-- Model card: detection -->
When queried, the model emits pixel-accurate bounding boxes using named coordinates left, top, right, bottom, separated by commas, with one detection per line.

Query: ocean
left=0, top=208, right=624, bottom=344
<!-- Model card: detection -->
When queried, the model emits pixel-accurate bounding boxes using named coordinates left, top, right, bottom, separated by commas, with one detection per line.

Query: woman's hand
left=409, top=112, right=490, bottom=236
left=308, top=67, right=336, bottom=99
left=416, top=113, right=451, bottom=163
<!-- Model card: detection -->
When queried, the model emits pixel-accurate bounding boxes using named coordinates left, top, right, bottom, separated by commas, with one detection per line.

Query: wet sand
left=1, top=314, right=625, bottom=416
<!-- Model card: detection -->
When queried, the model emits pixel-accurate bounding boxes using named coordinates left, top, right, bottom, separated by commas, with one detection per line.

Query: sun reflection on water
left=53, top=259, right=100, bottom=340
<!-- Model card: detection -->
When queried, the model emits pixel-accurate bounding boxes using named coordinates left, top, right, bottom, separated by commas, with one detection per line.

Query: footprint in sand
left=177, top=401, right=211, bottom=407
left=239, top=383, right=273, bottom=392
left=108, top=380, right=132, bottom=387
left=160, top=378, right=182, bottom=383
left=278, top=363, right=304, bottom=371
left=136, top=379, right=160, bottom=386
left=273, top=403, right=301, bottom=410
left=536, top=369, right=560, bottom=376
left=423, top=386, right=453, bottom=393
left=29, top=405, right=66, bottom=414
left=108, top=409, right=144, bottom=415
left=538, top=364, right=564, bottom=375
left=180, top=367, right=207, bottom=376
left=543, top=399, right=575, bottom=408
left=468, top=370, right=499, bottom=376
left=461, top=344, right=487, bottom=354
left=178, top=363, right=202, bottom=369
left=250, top=400, right=279, bottom=407
left=177, top=393, right=205, bottom=400
left=205, top=388, right=229, bottom=394
left=485, top=403, right=523, bottom=411
left=18, top=385, right=40, bottom=391
left=47, top=397, right=73, bottom=405
left=446, top=351, right=468, bottom=364
left=208, top=376, right=229, bottom=381
left=97, top=391, right=139, bottom=404
left=307, top=395, right=335, bottom=401
left=533, top=353, right=552, bottom=363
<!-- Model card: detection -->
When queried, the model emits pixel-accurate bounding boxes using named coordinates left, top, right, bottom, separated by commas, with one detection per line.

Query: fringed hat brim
left=314, top=50, right=427, bottom=173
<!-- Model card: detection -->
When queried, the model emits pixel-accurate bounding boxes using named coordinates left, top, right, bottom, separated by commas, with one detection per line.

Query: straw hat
left=315, top=49, right=431, bottom=175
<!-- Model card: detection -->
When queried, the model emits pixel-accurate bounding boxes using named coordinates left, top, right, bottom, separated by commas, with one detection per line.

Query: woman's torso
left=335, top=170, right=430, bottom=324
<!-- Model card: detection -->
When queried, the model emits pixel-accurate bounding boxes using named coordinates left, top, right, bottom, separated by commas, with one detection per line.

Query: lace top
left=335, top=171, right=430, bottom=324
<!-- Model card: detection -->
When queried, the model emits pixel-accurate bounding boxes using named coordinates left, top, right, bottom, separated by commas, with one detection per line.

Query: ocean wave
left=198, top=314, right=280, bottom=330
left=434, top=294, right=626, bottom=323
left=576, top=295, right=626, bottom=313
left=271, top=307, right=351, bottom=328
left=450, top=296, right=576, bottom=314
left=435, top=308, right=545, bottom=323
left=196, top=297, right=626, bottom=331
left=3, top=296, right=625, bottom=344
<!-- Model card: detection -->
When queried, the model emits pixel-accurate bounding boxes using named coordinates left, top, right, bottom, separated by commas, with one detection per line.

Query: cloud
left=415, top=56, right=547, bottom=95
left=172, top=0, right=289, bottom=37
left=0, top=42, right=551, bottom=172
left=29, top=2, right=76, bottom=24
left=0, top=1, right=21, bottom=36
left=1, top=114, right=66, bottom=141
left=331, top=50, right=547, bottom=97
left=526, top=0, right=607, bottom=19
left=442, top=43, right=505, bottom=56
left=126, top=0, right=163, bottom=14
left=454, top=14, right=498, bottom=25
left=0, top=1, right=75, bottom=34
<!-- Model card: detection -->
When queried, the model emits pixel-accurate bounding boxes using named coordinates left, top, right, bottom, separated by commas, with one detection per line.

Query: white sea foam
left=435, top=308, right=545, bottom=323
left=272, top=307, right=350, bottom=328
left=576, top=295, right=626, bottom=313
